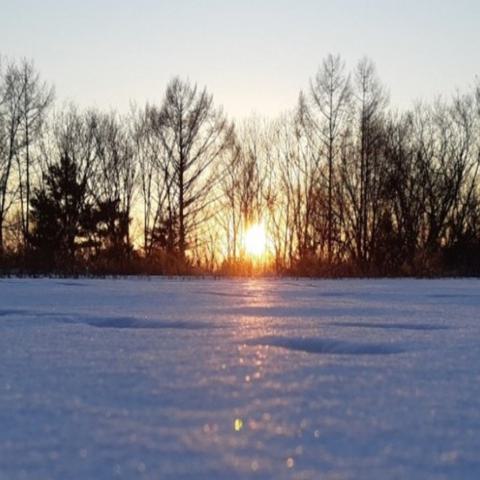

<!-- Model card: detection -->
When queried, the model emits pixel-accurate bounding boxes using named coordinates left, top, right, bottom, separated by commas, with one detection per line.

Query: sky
left=1, top=0, right=479, bottom=119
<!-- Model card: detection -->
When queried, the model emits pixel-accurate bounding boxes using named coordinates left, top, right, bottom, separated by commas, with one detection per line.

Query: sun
left=244, top=223, right=267, bottom=258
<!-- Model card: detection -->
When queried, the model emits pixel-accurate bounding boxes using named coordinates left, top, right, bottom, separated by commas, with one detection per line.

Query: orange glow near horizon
left=244, top=223, right=267, bottom=258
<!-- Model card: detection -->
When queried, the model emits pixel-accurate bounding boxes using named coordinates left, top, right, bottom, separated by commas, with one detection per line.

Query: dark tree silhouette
left=147, top=77, right=234, bottom=259
left=29, top=153, right=92, bottom=271
left=307, top=54, right=351, bottom=262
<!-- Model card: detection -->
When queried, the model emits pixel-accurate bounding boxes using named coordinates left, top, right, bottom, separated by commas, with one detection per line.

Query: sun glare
left=244, top=223, right=267, bottom=258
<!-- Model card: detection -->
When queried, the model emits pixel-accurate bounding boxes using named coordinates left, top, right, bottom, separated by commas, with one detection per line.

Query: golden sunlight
left=244, top=223, right=267, bottom=258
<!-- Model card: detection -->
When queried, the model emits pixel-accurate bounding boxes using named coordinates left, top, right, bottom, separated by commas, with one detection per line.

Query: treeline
left=1, top=54, right=480, bottom=276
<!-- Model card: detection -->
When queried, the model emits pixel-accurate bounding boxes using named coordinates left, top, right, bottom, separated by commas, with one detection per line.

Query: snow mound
left=246, top=335, right=407, bottom=355
left=72, top=316, right=214, bottom=330
left=328, top=321, right=450, bottom=331
left=0, top=309, right=28, bottom=317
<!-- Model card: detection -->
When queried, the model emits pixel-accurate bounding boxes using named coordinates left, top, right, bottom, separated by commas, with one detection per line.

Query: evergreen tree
left=28, top=153, right=91, bottom=271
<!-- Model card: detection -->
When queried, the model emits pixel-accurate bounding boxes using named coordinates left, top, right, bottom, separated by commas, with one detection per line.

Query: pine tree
left=28, top=153, right=91, bottom=271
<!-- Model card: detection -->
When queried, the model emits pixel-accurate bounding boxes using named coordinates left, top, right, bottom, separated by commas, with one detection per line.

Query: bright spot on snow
left=234, top=418, right=244, bottom=432
left=286, top=457, right=295, bottom=468
left=244, top=223, right=267, bottom=257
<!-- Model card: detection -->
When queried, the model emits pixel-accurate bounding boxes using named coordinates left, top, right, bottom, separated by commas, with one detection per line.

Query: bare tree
left=346, top=58, right=388, bottom=267
left=0, top=61, right=24, bottom=254
left=381, top=112, right=424, bottom=267
left=15, top=60, right=54, bottom=245
left=90, top=111, right=136, bottom=255
left=219, top=117, right=266, bottom=262
left=133, top=107, right=157, bottom=255
left=264, top=112, right=319, bottom=269
left=148, top=77, right=233, bottom=259
left=414, top=96, right=477, bottom=255
left=307, top=54, right=351, bottom=261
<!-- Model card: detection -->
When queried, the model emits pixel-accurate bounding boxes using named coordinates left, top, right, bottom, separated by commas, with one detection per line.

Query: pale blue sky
left=1, top=0, right=479, bottom=118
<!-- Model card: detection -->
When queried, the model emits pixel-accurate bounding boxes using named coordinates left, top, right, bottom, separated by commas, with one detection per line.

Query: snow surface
left=0, top=277, right=479, bottom=479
